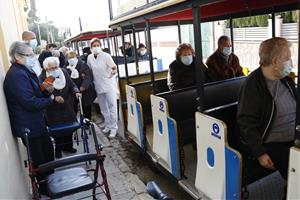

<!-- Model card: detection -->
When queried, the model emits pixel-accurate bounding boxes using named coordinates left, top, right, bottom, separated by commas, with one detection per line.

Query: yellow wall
left=0, top=0, right=30, bottom=198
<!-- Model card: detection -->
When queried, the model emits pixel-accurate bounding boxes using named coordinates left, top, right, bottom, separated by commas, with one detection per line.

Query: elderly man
left=237, top=37, right=296, bottom=182
left=206, top=35, right=243, bottom=81
left=22, top=31, right=42, bottom=75
left=22, top=30, right=38, bottom=50
left=4, top=41, right=55, bottom=195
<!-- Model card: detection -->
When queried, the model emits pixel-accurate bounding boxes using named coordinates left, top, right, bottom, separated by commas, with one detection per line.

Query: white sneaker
left=109, top=130, right=117, bottom=138
left=102, top=127, right=110, bottom=134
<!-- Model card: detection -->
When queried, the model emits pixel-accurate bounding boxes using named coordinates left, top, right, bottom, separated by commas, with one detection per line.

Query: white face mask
left=180, top=55, right=193, bottom=66
left=92, top=47, right=102, bottom=54
left=50, top=68, right=66, bottom=90
left=24, top=56, right=36, bottom=71
left=140, top=49, right=147, bottom=56
left=29, top=39, right=38, bottom=50
left=68, top=57, right=78, bottom=66
left=222, top=47, right=232, bottom=56
left=279, top=59, right=293, bottom=77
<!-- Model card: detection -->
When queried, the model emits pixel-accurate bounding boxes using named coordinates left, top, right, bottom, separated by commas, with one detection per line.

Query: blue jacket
left=4, top=63, right=53, bottom=138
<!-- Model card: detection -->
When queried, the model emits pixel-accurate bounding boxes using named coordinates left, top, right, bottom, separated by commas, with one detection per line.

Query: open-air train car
left=109, top=0, right=300, bottom=199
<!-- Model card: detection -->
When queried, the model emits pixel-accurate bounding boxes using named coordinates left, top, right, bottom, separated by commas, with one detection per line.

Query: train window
left=150, top=26, right=179, bottom=71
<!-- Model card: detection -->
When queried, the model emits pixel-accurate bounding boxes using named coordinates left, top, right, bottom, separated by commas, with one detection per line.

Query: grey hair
left=9, top=41, right=31, bottom=63
left=43, top=56, right=60, bottom=69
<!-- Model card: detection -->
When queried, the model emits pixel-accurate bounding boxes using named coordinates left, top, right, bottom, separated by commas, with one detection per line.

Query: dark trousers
left=53, top=133, right=73, bottom=152
left=22, top=134, right=54, bottom=194
left=264, top=141, right=293, bottom=180
left=74, top=99, right=92, bottom=120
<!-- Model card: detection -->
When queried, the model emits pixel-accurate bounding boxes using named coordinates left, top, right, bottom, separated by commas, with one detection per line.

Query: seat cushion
left=48, top=121, right=81, bottom=135
left=47, top=167, right=94, bottom=198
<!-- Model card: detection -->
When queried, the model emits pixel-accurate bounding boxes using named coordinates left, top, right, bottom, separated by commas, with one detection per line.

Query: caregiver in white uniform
left=87, top=38, right=118, bottom=138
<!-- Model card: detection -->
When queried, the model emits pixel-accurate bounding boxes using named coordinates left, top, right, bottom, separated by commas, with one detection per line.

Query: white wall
left=0, top=0, right=30, bottom=198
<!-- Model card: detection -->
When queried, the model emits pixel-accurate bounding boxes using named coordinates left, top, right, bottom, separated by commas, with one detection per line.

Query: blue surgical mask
left=222, top=47, right=232, bottom=56
left=24, top=56, right=36, bottom=71
left=280, top=59, right=293, bottom=77
left=180, top=55, right=193, bottom=66
left=68, top=58, right=78, bottom=66
left=50, top=68, right=61, bottom=78
left=29, top=39, right=38, bottom=50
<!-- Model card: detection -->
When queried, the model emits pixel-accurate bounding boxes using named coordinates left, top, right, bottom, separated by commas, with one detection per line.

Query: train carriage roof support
left=229, top=18, right=234, bottom=53
left=295, top=4, right=300, bottom=144
left=192, top=5, right=205, bottom=112
left=132, top=25, right=140, bottom=75
left=121, top=27, right=130, bottom=84
left=146, top=20, right=156, bottom=94
left=271, top=11, right=276, bottom=38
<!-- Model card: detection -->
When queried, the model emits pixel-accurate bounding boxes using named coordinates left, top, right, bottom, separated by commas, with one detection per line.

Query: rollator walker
left=24, top=118, right=111, bottom=199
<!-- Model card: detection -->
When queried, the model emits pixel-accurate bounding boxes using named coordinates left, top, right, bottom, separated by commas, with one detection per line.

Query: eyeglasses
left=17, top=52, right=35, bottom=57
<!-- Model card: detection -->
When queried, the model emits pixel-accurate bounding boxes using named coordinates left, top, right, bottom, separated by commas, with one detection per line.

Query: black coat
left=4, top=63, right=52, bottom=138
left=167, top=58, right=208, bottom=91
left=64, top=58, right=96, bottom=106
left=38, top=51, right=66, bottom=68
left=237, top=67, right=297, bottom=158
left=39, top=69, right=79, bottom=125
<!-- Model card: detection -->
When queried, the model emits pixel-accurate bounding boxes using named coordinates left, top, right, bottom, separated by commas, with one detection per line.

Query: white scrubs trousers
left=97, top=92, right=118, bottom=131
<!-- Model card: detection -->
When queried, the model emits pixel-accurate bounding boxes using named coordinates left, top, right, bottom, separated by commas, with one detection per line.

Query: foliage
left=227, top=11, right=298, bottom=28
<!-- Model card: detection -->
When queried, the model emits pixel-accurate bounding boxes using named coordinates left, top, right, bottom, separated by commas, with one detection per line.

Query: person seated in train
left=65, top=50, right=96, bottom=120
left=40, top=57, right=81, bottom=158
left=137, top=43, right=149, bottom=61
left=120, top=42, right=135, bottom=63
left=22, top=31, right=42, bottom=76
left=80, top=47, right=92, bottom=63
left=206, top=35, right=243, bottom=81
left=87, top=38, right=118, bottom=138
left=237, top=37, right=296, bottom=182
left=38, top=43, right=66, bottom=68
left=167, top=43, right=208, bottom=91
left=4, top=41, right=55, bottom=195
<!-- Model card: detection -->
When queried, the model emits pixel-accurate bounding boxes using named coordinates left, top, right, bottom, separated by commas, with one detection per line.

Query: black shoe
left=55, top=150, right=62, bottom=159
left=63, top=148, right=77, bottom=153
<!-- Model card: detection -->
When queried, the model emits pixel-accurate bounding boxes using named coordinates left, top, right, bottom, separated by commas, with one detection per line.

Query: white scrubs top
left=87, top=52, right=117, bottom=94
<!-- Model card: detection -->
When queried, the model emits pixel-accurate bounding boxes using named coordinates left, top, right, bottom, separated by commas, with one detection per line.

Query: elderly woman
left=65, top=51, right=96, bottom=119
left=167, top=43, right=208, bottom=91
left=4, top=41, right=54, bottom=195
left=87, top=38, right=118, bottom=138
left=40, top=57, right=80, bottom=158
left=237, top=37, right=296, bottom=185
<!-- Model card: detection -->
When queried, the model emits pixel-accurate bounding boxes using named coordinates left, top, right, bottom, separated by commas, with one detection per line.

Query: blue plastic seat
left=47, top=121, right=81, bottom=134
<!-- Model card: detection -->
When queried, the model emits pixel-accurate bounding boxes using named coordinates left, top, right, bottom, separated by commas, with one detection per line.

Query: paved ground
left=55, top=115, right=154, bottom=200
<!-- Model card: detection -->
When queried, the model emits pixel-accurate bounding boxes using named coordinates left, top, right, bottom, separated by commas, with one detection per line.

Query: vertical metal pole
left=146, top=20, right=156, bottom=94
left=76, top=41, right=80, bottom=55
left=132, top=26, right=139, bottom=74
left=229, top=18, right=234, bottom=53
left=272, top=11, right=275, bottom=37
left=177, top=21, right=182, bottom=44
left=295, top=7, right=300, bottom=142
left=108, top=0, right=113, bottom=20
left=121, top=27, right=129, bottom=84
left=192, top=6, right=204, bottom=112
left=107, top=30, right=111, bottom=54
left=137, top=31, right=141, bottom=44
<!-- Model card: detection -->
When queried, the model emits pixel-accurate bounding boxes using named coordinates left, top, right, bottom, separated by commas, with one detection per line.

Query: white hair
left=9, top=41, right=31, bottom=63
left=43, top=56, right=60, bottom=69
left=52, top=50, right=60, bottom=57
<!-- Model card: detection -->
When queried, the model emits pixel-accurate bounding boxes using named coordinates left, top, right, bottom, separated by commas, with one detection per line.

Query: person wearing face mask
left=65, top=51, right=96, bottom=119
left=137, top=43, right=149, bottom=61
left=87, top=38, right=118, bottom=138
left=40, top=57, right=81, bottom=158
left=4, top=41, right=55, bottom=195
left=237, top=38, right=296, bottom=191
left=206, top=35, right=243, bottom=81
left=22, top=31, right=43, bottom=76
left=38, top=43, right=66, bottom=68
left=167, top=43, right=208, bottom=91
